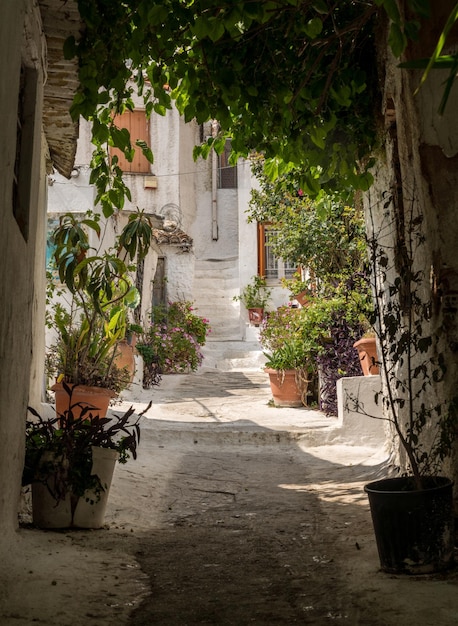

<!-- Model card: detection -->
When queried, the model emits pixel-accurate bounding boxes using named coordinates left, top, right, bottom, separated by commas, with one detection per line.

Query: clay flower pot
left=353, top=337, right=379, bottom=376
left=264, top=368, right=305, bottom=407
left=51, top=383, right=115, bottom=420
left=248, top=307, right=264, bottom=326
left=114, top=339, right=136, bottom=382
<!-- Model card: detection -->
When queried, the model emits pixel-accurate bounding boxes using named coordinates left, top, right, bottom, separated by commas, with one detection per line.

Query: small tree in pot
left=47, top=210, right=157, bottom=414
left=347, top=209, right=458, bottom=574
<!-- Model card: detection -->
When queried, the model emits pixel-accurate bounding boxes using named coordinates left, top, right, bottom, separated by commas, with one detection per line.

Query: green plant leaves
left=388, top=22, right=408, bottom=58
left=304, top=17, right=323, bottom=39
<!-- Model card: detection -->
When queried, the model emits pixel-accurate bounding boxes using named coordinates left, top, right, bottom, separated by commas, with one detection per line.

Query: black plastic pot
left=364, top=476, right=454, bottom=574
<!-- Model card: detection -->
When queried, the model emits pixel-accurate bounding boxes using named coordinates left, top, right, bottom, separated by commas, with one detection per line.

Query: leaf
left=357, top=171, right=374, bottom=192
left=382, top=0, right=401, bottom=23
left=408, top=0, right=431, bottom=19
left=63, top=36, right=76, bottom=60
left=438, top=56, right=458, bottom=115
left=264, top=159, right=279, bottom=181
left=136, top=140, right=154, bottom=163
left=304, top=17, right=323, bottom=39
left=208, top=20, right=225, bottom=42
left=388, top=23, right=407, bottom=58
left=414, top=2, right=458, bottom=101
left=311, top=0, right=328, bottom=15
left=147, top=5, right=169, bottom=24
left=399, top=57, right=458, bottom=70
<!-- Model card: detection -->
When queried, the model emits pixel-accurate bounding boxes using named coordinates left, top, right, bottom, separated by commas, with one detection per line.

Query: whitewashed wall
left=47, top=96, right=293, bottom=355
left=0, top=0, right=48, bottom=543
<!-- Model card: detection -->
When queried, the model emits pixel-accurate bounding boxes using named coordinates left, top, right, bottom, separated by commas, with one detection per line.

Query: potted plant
left=259, top=306, right=315, bottom=407
left=135, top=301, right=211, bottom=385
left=47, top=210, right=155, bottom=416
left=233, top=275, right=272, bottom=326
left=23, top=383, right=150, bottom=529
left=281, top=271, right=313, bottom=306
left=351, top=212, right=457, bottom=574
left=263, top=340, right=313, bottom=408
left=353, top=331, right=379, bottom=376
left=114, top=322, right=145, bottom=383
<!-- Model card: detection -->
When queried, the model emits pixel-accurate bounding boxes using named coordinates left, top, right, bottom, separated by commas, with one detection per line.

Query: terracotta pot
left=353, top=337, right=379, bottom=376
left=51, top=383, right=115, bottom=420
left=248, top=307, right=264, bottom=326
left=264, top=368, right=305, bottom=408
left=114, top=339, right=136, bottom=382
left=293, top=291, right=309, bottom=307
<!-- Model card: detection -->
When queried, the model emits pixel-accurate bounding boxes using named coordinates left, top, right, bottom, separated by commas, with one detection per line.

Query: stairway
left=191, top=258, right=267, bottom=370
left=200, top=339, right=266, bottom=371
left=191, top=257, right=242, bottom=341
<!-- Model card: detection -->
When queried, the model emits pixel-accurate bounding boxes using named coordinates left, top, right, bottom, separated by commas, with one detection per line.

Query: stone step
left=200, top=340, right=266, bottom=371
left=194, top=258, right=238, bottom=273
left=192, top=299, right=242, bottom=341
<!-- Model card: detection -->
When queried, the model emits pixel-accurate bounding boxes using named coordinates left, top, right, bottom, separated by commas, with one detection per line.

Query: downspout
left=211, top=119, right=219, bottom=240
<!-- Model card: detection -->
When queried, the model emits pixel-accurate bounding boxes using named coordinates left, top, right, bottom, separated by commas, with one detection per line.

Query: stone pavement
left=4, top=369, right=458, bottom=625
left=120, top=368, right=387, bottom=452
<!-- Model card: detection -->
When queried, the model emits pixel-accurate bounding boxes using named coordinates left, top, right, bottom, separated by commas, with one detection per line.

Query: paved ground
left=2, top=370, right=458, bottom=625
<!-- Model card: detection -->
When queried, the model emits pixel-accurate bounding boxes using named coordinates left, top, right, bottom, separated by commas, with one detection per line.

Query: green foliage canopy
left=248, top=159, right=368, bottom=292
left=66, top=1, right=374, bottom=212
left=67, top=0, right=436, bottom=215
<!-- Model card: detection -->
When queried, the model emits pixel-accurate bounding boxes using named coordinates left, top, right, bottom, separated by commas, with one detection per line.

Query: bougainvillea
left=136, top=301, right=211, bottom=386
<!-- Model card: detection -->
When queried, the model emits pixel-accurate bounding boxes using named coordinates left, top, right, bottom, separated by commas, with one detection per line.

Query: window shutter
left=111, top=110, right=150, bottom=173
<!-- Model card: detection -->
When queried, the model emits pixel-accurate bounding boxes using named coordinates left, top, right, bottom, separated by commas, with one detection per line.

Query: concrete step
left=200, top=339, right=266, bottom=371
left=121, top=371, right=387, bottom=454
left=194, top=303, right=241, bottom=340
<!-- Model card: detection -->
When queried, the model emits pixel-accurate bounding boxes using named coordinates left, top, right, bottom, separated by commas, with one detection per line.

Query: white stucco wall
left=47, top=97, right=293, bottom=349
left=0, top=0, right=47, bottom=542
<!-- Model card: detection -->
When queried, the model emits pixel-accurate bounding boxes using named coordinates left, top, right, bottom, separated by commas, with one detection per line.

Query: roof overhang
left=39, top=0, right=84, bottom=178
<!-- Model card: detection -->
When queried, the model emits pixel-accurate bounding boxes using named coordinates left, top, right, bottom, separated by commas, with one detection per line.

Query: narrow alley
left=2, top=371, right=458, bottom=625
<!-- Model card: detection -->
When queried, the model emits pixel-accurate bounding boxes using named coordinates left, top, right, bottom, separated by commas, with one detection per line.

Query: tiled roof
left=152, top=228, right=193, bottom=247
left=39, top=0, right=83, bottom=178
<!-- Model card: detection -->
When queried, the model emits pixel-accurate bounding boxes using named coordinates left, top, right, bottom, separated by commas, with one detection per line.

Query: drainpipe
left=211, top=120, right=219, bottom=241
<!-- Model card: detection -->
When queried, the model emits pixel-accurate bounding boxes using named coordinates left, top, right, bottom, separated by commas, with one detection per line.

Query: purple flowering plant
left=136, top=301, right=211, bottom=383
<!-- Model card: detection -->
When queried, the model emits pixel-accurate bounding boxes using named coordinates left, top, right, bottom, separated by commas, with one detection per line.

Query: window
left=152, top=257, right=167, bottom=307
left=258, top=224, right=297, bottom=281
left=13, top=65, right=39, bottom=241
left=110, top=110, right=151, bottom=173
left=218, top=139, right=237, bottom=189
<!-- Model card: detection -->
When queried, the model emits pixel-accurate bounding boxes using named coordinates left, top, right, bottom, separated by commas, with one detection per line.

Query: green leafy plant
left=60, top=2, right=454, bottom=221
left=233, top=275, right=272, bottom=310
left=248, top=159, right=368, bottom=295
left=280, top=271, right=312, bottom=300
left=260, top=306, right=315, bottom=374
left=263, top=340, right=312, bottom=373
left=260, top=308, right=315, bottom=406
left=261, top=289, right=371, bottom=412
left=47, top=209, right=156, bottom=393
left=136, top=301, right=211, bottom=385
left=23, top=383, right=149, bottom=504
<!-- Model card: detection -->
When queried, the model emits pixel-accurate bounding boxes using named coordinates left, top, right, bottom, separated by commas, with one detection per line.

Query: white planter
left=73, top=447, right=119, bottom=528
left=32, top=483, right=73, bottom=529
left=32, top=446, right=119, bottom=529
